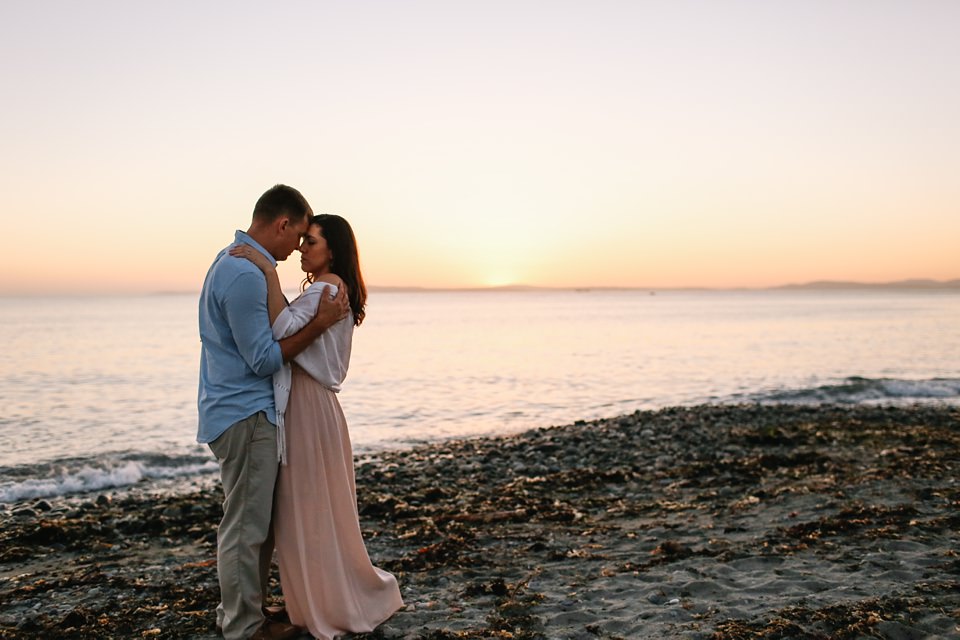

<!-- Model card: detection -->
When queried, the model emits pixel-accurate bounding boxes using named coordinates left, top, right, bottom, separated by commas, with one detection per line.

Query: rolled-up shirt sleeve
left=222, top=271, right=284, bottom=377
left=272, top=284, right=335, bottom=340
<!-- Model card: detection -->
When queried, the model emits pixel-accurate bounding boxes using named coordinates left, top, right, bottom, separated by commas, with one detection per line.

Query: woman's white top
left=271, top=282, right=353, bottom=463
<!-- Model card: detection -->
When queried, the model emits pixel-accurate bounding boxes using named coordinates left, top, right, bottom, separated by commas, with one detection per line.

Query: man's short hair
left=252, top=184, right=312, bottom=223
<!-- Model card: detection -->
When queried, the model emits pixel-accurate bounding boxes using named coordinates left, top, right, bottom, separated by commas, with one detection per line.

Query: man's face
left=277, top=215, right=310, bottom=260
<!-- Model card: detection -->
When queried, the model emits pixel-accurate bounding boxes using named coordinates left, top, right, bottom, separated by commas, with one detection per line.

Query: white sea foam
left=756, top=377, right=960, bottom=405
left=0, top=459, right=219, bottom=504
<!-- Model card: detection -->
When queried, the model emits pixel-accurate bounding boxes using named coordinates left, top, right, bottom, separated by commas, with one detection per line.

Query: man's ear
left=276, top=216, right=289, bottom=235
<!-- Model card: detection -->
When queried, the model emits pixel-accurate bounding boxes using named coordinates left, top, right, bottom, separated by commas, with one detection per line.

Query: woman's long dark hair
left=303, top=214, right=367, bottom=326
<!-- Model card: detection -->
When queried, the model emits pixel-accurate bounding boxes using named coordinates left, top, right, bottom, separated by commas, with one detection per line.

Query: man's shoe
left=262, top=605, right=289, bottom=622
left=249, top=620, right=302, bottom=640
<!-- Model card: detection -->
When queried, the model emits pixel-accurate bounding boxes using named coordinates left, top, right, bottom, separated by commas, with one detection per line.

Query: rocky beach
left=1, top=404, right=958, bottom=639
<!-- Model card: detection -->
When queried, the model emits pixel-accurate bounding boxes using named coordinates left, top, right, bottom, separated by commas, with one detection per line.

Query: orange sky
left=1, top=2, right=958, bottom=294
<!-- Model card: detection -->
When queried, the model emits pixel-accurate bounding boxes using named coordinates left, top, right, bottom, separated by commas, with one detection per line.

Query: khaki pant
left=209, top=411, right=278, bottom=640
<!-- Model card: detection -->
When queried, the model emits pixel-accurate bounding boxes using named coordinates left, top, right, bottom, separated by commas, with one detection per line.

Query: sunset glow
left=1, top=1, right=958, bottom=294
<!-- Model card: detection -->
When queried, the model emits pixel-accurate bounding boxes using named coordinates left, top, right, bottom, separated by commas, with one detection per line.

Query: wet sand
left=1, top=404, right=958, bottom=639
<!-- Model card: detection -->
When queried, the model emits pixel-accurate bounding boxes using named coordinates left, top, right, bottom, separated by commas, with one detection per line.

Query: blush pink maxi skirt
left=274, top=365, right=403, bottom=639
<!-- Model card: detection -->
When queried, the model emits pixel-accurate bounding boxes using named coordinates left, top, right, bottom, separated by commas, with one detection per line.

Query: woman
left=231, top=214, right=403, bottom=639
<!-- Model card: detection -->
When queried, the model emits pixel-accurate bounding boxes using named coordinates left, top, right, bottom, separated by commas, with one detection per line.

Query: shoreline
left=1, top=403, right=958, bottom=639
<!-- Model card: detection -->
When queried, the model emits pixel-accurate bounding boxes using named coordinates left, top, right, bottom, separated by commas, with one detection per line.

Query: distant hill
left=775, top=279, right=960, bottom=290
left=368, top=279, right=960, bottom=293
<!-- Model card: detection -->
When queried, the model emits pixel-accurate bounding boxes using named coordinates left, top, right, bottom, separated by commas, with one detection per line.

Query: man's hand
left=278, top=285, right=350, bottom=363
left=309, top=284, right=350, bottom=332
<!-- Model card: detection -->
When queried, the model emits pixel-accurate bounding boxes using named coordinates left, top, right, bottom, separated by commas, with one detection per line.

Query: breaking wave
left=751, top=376, right=960, bottom=406
left=0, top=453, right=219, bottom=504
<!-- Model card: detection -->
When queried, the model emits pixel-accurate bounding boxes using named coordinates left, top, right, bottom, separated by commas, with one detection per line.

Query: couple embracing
left=197, top=185, right=402, bottom=640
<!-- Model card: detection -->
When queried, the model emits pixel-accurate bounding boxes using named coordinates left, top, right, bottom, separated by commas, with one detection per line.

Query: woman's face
left=298, top=224, right=332, bottom=276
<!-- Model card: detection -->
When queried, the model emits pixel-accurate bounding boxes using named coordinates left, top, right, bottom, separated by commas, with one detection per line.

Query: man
left=198, top=184, right=348, bottom=640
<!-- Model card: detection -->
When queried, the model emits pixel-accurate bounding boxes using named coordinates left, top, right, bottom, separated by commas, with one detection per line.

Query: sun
left=480, top=272, right=519, bottom=288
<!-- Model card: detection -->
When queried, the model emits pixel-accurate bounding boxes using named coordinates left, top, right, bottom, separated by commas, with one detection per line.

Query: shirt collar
left=234, top=230, right=278, bottom=267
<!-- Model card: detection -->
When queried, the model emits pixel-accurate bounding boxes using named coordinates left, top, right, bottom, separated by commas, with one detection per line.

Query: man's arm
left=277, top=284, right=349, bottom=362
left=227, top=244, right=350, bottom=365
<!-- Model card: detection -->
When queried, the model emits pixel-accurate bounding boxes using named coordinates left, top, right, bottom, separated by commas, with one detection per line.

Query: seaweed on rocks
left=712, top=583, right=960, bottom=639
left=2, top=404, right=959, bottom=638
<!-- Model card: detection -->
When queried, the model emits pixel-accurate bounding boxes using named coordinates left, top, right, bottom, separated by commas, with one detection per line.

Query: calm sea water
left=1, top=289, right=958, bottom=503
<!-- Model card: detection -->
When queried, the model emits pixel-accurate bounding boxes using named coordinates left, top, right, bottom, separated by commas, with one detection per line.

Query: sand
left=1, top=404, right=958, bottom=639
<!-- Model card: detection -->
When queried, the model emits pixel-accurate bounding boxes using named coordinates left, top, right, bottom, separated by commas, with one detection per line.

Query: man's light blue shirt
left=197, top=231, right=284, bottom=444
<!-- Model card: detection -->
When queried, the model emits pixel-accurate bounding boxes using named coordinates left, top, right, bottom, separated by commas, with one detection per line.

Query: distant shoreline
left=367, top=278, right=960, bottom=293
left=772, top=278, right=960, bottom=291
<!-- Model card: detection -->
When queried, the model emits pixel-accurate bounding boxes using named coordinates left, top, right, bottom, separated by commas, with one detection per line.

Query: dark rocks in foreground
left=1, top=404, right=958, bottom=639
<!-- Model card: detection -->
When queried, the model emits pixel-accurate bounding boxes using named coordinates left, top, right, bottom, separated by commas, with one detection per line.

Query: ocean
left=1, top=289, right=958, bottom=504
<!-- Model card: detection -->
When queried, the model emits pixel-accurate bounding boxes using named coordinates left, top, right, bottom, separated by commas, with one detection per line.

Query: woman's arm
left=229, top=244, right=350, bottom=362
left=261, top=268, right=286, bottom=325
left=229, top=244, right=287, bottom=323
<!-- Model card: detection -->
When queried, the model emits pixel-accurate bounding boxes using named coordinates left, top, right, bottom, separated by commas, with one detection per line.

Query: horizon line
left=2, top=277, right=959, bottom=297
